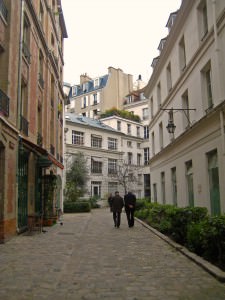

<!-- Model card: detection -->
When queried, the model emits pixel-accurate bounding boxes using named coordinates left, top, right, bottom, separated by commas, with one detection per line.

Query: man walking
left=124, top=191, right=136, bottom=227
left=111, top=191, right=124, bottom=228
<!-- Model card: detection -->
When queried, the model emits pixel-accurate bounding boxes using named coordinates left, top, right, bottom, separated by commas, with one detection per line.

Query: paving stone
left=0, top=209, right=225, bottom=299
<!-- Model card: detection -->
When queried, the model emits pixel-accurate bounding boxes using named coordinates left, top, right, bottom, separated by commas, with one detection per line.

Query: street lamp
left=161, top=108, right=196, bottom=134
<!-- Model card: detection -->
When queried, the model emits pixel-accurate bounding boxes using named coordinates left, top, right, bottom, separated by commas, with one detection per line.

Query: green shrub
left=170, top=207, right=208, bottom=245
left=89, top=196, right=100, bottom=208
left=64, top=201, right=91, bottom=213
left=186, top=221, right=205, bottom=255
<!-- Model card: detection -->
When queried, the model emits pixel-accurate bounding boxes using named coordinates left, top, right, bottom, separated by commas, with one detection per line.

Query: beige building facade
left=0, top=0, right=67, bottom=242
left=66, top=67, right=133, bottom=117
left=144, top=0, right=225, bottom=215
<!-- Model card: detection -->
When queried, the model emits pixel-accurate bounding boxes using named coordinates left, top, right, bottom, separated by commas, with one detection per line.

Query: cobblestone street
left=0, top=208, right=225, bottom=300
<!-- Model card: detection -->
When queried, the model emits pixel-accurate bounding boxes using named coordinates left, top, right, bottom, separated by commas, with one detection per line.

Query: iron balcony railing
left=20, top=115, right=29, bottom=136
left=22, top=41, right=31, bottom=64
left=37, top=132, right=43, bottom=146
left=0, top=88, right=9, bottom=116
left=38, top=72, right=44, bottom=89
left=0, top=0, right=8, bottom=22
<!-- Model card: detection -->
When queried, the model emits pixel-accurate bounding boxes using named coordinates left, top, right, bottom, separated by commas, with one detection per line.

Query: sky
left=61, top=0, right=182, bottom=86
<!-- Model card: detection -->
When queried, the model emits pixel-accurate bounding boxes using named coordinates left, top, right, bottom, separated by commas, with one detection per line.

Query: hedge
left=64, top=201, right=91, bottom=213
left=135, top=202, right=225, bottom=271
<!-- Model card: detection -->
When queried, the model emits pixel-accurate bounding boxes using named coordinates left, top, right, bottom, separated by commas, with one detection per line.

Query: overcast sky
left=61, top=0, right=181, bottom=86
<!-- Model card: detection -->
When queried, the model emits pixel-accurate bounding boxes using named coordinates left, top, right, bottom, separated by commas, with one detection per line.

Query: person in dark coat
left=124, top=191, right=136, bottom=227
left=111, top=191, right=124, bottom=228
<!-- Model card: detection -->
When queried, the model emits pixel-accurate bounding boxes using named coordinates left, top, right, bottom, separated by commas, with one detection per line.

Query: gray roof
left=65, top=113, right=120, bottom=133
left=69, top=75, right=109, bottom=98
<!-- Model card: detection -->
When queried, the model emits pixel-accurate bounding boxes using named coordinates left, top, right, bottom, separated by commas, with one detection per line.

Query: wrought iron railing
left=20, top=115, right=29, bottom=136
left=22, top=41, right=31, bottom=63
left=0, top=0, right=8, bottom=22
left=0, top=88, right=9, bottom=116
left=38, top=72, right=44, bottom=89
left=37, top=132, right=43, bottom=146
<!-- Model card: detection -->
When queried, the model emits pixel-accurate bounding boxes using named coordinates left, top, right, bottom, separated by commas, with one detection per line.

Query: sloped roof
left=69, top=75, right=109, bottom=98
left=65, top=113, right=120, bottom=133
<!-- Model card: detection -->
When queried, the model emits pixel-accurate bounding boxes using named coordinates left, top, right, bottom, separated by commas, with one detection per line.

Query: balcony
left=22, top=41, right=31, bottom=64
left=37, top=132, right=43, bottom=146
left=38, top=73, right=44, bottom=89
left=0, top=89, right=9, bottom=116
left=20, top=115, right=29, bottom=136
left=50, top=144, right=55, bottom=156
left=0, top=0, right=8, bottom=22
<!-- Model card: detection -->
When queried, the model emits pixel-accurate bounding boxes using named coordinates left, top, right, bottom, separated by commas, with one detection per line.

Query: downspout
left=212, top=0, right=225, bottom=155
left=16, top=0, right=24, bottom=231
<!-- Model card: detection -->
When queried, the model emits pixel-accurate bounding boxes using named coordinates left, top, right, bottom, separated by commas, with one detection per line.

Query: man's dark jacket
left=124, top=192, right=136, bottom=210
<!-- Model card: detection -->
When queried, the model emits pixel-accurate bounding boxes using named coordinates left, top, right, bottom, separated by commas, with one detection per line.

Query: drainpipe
left=16, top=0, right=24, bottom=232
left=212, top=0, right=225, bottom=155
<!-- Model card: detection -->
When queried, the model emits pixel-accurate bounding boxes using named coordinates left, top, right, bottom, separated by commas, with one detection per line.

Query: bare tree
left=110, top=159, right=139, bottom=195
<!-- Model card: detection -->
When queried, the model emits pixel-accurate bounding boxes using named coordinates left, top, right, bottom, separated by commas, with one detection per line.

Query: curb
left=135, top=217, right=225, bottom=283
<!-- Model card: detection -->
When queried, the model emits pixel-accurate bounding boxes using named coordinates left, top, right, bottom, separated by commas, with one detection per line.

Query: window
left=82, top=96, right=87, bottom=108
left=182, top=90, right=190, bottom=129
left=127, top=124, right=131, bottom=134
left=38, top=50, right=44, bottom=88
left=171, top=167, right=177, bottom=206
left=207, top=150, right=220, bottom=215
left=137, top=153, right=141, bottom=166
left=94, top=78, right=99, bottom=88
left=185, top=160, right=194, bottom=207
left=150, top=97, right=154, bottom=119
left=93, top=93, right=98, bottom=105
left=22, top=14, right=31, bottom=63
left=72, top=130, right=84, bottom=145
left=142, top=108, right=149, bottom=120
left=108, top=138, right=117, bottom=150
left=166, top=62, right=172, bottom=92
left=127, top=141, right=132, bottom=148
left=117, top=121, right=121, bottom=131
left=108, top=182, right=118, bottom=194
left=152, top=131, right=155, bottom=155
left=128, top=152, right=133, bottom=165
left=108, top=159, right=117, bottom=174
left=198, top=0, right=208, bottom=40
left=153, top=183, right=157, bottom=203
left=137, top=143, right=141, bottom=149
left=144, top=148, right=149, bottom=165
left=91, top=158, right=102, bottom=174
left=91, top=135, right=102, bottom=148
left=138, top=174, right=142, bottom=185
left=159, top=122, right=163, bottom=150
left=72, top=86, right=78, bottom=96
left=202, top=62, right=213, bottom=110
left=83, top=82, right=88, bottom=92
left=157, top=82, right=161, bottom=109
left=179, top=36, right=186, bottom=71
left=144, top=126, right=149, bottom=139
left=161, top=172, right=166, bottom=204
left=136, top=126, right=140, bottom=137
left=39, top=1, right=44, bottom=28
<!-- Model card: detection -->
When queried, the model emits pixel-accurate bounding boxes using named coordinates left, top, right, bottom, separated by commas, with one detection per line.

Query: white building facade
left=65, top=113, right=145, bottom=199
left=144, top=0, right=225, bottom=215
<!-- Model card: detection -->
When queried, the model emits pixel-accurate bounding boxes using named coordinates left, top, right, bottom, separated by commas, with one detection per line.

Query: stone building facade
left=0, top=0, right=67, bottom=242
left=144, top=0, right=225, bottom=215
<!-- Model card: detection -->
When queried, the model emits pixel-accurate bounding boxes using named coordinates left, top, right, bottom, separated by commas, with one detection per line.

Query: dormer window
left=72, top=86, right=78, bottom=96
left=83, top=82, right=88, bottom=92
left=166, top=11, right=178, bottom=32
left=94, top=78, right=99, bottom=88
left=158, top=37, right=167, bottom=53
left=151, top=56, right=160, bottom=69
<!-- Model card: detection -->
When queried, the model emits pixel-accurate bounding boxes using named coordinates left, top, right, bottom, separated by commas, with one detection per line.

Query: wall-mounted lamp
left=161, top=108, right=196, bottom=134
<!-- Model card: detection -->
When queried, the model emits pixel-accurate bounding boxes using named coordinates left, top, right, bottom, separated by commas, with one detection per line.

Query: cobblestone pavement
left=0, top=208, right=225, bottom=300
